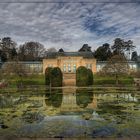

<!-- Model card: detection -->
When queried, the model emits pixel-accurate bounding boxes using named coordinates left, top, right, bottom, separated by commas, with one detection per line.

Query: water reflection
left=0, top=88, right=140, bottom=138
left=38, top=88, right=140, bottom=118
left=76, top=89, right=93, bottom=108
left=45, top=89, right=63, bottom=108
left=44, top=88, right=97, bottom=115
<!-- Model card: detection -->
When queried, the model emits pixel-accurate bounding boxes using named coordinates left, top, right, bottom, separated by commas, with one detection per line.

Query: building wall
left=1, top=61, right=43, bottom=74
left=0, top=60, right=139, bottom=74
left=96, top=61, right=138, bottom=72
left=43, top=56, right=96, bottom=74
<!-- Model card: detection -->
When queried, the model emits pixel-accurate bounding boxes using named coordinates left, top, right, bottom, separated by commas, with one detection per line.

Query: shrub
left=45, top=67, right=63, bottom=87
left=76, top=66, right=93, bottom=86
left=130, top=70, right=140, bottom=78
left=51, top=67, right=63, bottom=87
left=87, top=69, right=93, bottom=85
left=45, top=67, right=53, bottom=85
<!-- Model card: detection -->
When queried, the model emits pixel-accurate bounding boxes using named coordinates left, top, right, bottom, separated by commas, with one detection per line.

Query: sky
left=0, top=0, right=140, bottom=53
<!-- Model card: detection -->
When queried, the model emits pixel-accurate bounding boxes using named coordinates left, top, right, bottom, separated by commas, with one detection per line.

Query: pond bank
left=0, top=137, right=140, bottom=140
left=0, top=85, right=139, bottom=94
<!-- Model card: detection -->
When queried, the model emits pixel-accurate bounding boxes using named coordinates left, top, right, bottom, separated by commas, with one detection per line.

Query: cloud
left=0, top=0, right=140, bottom=53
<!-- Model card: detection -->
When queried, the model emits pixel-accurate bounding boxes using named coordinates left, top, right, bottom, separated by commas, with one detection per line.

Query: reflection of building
left=87, top=94, right=97, bottom=109
left=60, top=93, right=80, bottom=112
left=44, top=88, right=97, bottom=115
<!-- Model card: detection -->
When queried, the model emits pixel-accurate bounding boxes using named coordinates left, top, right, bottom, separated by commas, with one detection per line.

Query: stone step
left=63, top=73, right=76, bottom=79
left=63, top=73, right=76, bottom=86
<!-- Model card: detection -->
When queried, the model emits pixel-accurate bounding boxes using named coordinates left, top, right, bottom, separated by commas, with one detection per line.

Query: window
left=89, top=64, right=92, bottom=69
left=63, top=64, right=66, bottom=72
left=48, top=64, right=53, bottom=67
left=68, top=64, right=71, bottom=72
left=73, top=64, right=76, bottom=72
left=86, top=64, right=92, bottom=69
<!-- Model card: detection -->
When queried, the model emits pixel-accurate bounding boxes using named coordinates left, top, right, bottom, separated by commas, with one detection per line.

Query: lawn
left=6, top=74, right=45, bottom=88
left=1, top=73, right=134, bottom=88
left=93, top=74, right=134, bottom=86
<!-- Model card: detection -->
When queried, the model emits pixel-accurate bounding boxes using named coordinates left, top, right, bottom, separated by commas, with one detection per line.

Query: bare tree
left=18, top=41, right=46, bottom=61
left=1, top=60, right=27, bottom=87
left=47, top=47, right=57, bottom=52
left=101, top=54, right=129, bottom=85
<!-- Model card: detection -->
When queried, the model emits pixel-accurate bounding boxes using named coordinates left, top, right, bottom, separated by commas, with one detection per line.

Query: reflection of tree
left=0, top=95, right=13, bottom=108
left=45, top=89, right=63, bottom=108
left=76, top=89, right=93, bottom=108
left=98, top=101, right=126, bottom=115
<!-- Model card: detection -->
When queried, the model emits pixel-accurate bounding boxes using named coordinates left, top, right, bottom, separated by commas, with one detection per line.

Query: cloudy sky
left=0, top=0, right=140, bottom=52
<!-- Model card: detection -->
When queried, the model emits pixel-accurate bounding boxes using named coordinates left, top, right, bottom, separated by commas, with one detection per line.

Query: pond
left=0, top=87, right=140, bottom=138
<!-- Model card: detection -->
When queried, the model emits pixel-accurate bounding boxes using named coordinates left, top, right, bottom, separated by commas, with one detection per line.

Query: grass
left=5, top=74, right=45, bottom=88
left=0, top=73, right=135, bottom=89
left=93, top=74, right=134, bottom=86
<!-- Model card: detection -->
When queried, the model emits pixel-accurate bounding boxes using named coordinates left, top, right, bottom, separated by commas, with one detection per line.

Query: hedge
left=45, top=67, right=63, bottom=87
left=45, top=67, right=53, bottom=85
left=76, top=66, right=93, bottom=86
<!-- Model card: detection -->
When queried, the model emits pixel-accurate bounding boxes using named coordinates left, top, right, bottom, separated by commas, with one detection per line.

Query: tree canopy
left=94, top=38, right=136, bottom=61
left=18, top=41, right=46, bottom=61
left=131, top=51, right=138, bottom=61
left=0, top=37, right=17, bottom=61
left=79, top=44, right=92, bottom=52
left=58, top=48, right=64, bottom=52
left=111, top=38, right=135, bottom=57
left=94, top=43, right=112, bottom=61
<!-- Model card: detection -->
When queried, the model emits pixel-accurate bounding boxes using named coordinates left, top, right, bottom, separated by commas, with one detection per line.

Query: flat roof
left=45, top=52, right=95, bottom=59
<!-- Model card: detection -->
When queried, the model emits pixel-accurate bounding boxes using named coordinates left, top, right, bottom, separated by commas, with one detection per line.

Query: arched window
left=73, top=64, right=76, bottom=72
left=63, top=64, right=66, bottom=72
left=68, top=64, right=71, bottom=72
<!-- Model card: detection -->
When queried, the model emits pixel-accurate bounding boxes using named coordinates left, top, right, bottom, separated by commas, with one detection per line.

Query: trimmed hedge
left=51, top=67, right=63, bottom=87
left=76, top=66, right=93, bottom=86
left=45, top=67, right=63, bottom=87
left=87, top=69, right=93, bottom=85
left=45, top=67, right=53, bottom=85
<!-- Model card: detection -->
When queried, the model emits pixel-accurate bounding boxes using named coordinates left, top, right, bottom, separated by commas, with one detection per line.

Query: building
left=42, top=51, right=96, bottom=86
left=96, top=61, right=138, bottom=72
left=43, top=51, right=96, bottom=74
left=0, top=61, right=43, bottom=74
left=0, top=52, right=140, bottom=75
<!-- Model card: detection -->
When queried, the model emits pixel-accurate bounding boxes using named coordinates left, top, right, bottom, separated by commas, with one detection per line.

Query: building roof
left=45, top=52, right=95, bottom=59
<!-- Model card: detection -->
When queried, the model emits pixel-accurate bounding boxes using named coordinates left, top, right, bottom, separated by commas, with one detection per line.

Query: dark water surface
left=0, top=87, right=140, bottom=138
